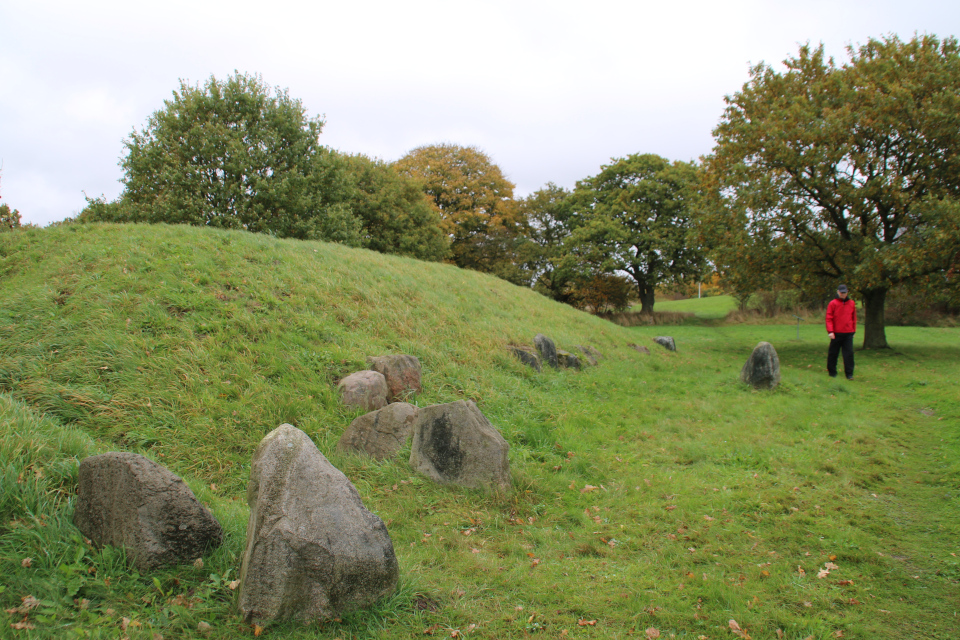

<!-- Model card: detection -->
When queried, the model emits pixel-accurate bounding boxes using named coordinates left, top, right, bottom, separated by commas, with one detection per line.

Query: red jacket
left=826, top=297, right=857, bottom=334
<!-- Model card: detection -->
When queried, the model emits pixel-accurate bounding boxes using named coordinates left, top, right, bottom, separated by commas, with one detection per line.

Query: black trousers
left=827, top=332, right=855, bottom=377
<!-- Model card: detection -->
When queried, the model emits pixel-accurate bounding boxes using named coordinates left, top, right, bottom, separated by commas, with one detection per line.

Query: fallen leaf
left=198, top=621, right=212, bottom=634
left=20, top=558, right=32, bottom=568
left=803, top=601, right=812, bottom=607
left=837, top=580, right=854, bottom=586
left=833, top=632, right=845, bottom=638
left=121, top=618, right=131, bottom=632
left=253, top=624, right=264, bottom=637
left=825, top=561, right=839, bottom=570
left=10, top=621, right=36, bottom=630
left=646, top=627, right=661, bottom=639
left=665, top=505, right=677, bottom=511
left=228, top=580, right=240, bottom=590
left=581, top=485, right=598, bottom=493
left=776, top=630, right=784, bottom=639
left=423, top=623, right=441, bottom=635
left=704, top=515, right=715, bottom=521
left=193, top=558, right=204, bottom=569
left=797, top=566, right=806, bottom=577
left=577, top=619, right=597, bottom=626
left=817, top=569, right=830, bottom=579
left=828, top=554, right=837, bottom=561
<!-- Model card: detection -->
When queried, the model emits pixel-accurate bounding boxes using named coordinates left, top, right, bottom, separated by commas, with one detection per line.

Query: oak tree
left=394, top=144, right=528, bottom=282
left=567, top=154, right=704, bottom=314
left=701, top=35, right=960, bottom=348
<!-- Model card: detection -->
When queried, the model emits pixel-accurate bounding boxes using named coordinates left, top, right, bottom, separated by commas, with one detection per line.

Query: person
left=825, top=284, right=856, bottom=380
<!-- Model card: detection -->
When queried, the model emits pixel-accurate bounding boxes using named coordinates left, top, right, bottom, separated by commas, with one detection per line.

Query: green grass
left=1, top=224, right=959, bottom=639
left=652, top=295, right=739, bottom=319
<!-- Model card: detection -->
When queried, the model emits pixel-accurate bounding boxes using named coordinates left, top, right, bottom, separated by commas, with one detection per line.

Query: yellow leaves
left=253, top=623, right=264, bottom=636
left=797, top=565, right=806, bottom=577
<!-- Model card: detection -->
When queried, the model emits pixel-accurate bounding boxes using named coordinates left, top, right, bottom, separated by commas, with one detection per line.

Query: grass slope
left=1, top=224, right=959, bottom=640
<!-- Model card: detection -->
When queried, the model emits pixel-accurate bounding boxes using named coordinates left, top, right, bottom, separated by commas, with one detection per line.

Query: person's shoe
left=829, top=373, right=837, bottom=378
left=846, top=375, right=854, bottom=380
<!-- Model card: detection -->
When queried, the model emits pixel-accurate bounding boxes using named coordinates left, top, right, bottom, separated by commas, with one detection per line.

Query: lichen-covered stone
left=653, top=336, right=677, bottom=352
left=337, top=370, right=388, bottom=411
left=534, top=334, right=559, bottom=368
left=508, top=345, right=542, bottom=372
left=740, top=341, right=781, bottom=390
left=409, top=401, right=510, bottom=491
left=366, top=355, right=422, bottom=402
left=238, top=424, right=398, bottom=624
left=557, top=350, right=581, bottom=370
left=73, top=452, right=222, bottom=571
left=337, top=403, right=418, bottom=460
left=575, top=345, right=601, bottom=366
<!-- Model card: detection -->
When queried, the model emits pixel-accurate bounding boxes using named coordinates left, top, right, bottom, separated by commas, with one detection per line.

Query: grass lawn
left=646, top=295, right=739, bottom=319
left=2, top=225, right=958, bottom=639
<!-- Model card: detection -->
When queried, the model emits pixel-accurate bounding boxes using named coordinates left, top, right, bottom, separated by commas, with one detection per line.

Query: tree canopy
left=700, top=35, right=960, bottom=348
left=393, top=144, right=528, bottom=282
left=567, top=153, right=704, bottom=314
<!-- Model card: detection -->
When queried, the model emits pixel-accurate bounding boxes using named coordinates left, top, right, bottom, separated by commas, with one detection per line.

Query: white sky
left=2, top=0, right=958, bottom=226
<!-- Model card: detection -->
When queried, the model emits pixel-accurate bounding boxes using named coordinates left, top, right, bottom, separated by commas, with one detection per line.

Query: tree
left=332, top=152, right=449, bottom=261
left=393, top=144, right=528, bottom=282
left=567, top=154, right=705, bottom=314
left=700, top=35, right=960, bottom=348
left=117, top=72, right=360, bottom=244
left=517, top=183, right=578, bottom=301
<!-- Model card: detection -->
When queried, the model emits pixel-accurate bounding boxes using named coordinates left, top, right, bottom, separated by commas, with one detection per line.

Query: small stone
left=409, top=401, right=510, bottom=491
left=740, top=341, right=781, bottom=390
left=366, top=355, right=422, bottom=402
left=337, top=371, right=388, bottom=411
left=238, top=424, right=399, bottom=623
left=556, top=350, right=581, bottom=370
left=337, top=403, right=419, bottom=460
left=653, top=336, right=676, bottom=351
left=534, top=334, right=559, bottom=368
left=575, top=345, right=601, bottom=366
left=627, top=343, right=650, bottom=354
left=72, top=452, right=223, bottom=571
left=508, top=346, right=541, bottom=372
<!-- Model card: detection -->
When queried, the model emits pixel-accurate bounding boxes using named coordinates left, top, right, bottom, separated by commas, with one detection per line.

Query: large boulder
left=337, top=403, right=419, bottom=460
left=238, top=424, right=399, bottom=624
left=337, top=370, right=388, bottom=411
left=653, top=336, right=677, bottom=352
left=556, top=350, right=581, bottom=370
left=740, top=341, right=781, bottom=390
left=508, top=345, right=542, bottom=372
left=534, top=334, right=559, bottom=369
left=409, top=401, right=510, bottom=491
left=72, top=452, right=222, bottom=571
left=366, top=355, right=422, bottom=402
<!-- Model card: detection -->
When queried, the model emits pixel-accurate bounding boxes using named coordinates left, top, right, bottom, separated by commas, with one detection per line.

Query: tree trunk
left=637, top=283, right=656, bottom=315
left=861, top=287, right=889, bottom=349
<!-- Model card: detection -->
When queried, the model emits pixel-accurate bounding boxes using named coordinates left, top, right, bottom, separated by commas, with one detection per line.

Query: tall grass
left=1, top=224, right=959, bottom=639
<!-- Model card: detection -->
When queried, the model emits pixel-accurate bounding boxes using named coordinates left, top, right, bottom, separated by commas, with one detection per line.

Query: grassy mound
left=1, top=224, right=959, bottom=639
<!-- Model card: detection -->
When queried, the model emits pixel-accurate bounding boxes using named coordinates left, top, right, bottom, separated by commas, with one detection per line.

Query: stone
left=653, top=336, right=677, bottom=352
left=409, top=400, right=510, bottom=491
left=337, top=370, right=388, bottom=411
left=534, top=333, right=559, bottom=368
left=575, top=345, right=601, bottom=366
left=628, top=343, right=650, bottom=354
left=72, top=452, right=223, bottom=571
left=366, top=355, right=422, bottom=402
left=556, top=350, right=581, bottom=370
left=508, top=345, right=541, bottom=372
left=238, top=424, right=399, bottom=624
left=337, top=403, right=419, bottom=460
left=740, top=341, right=781, bottom=390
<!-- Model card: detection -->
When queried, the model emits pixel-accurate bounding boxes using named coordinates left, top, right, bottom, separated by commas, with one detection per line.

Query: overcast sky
left=2, top=1, right=958, bottom=226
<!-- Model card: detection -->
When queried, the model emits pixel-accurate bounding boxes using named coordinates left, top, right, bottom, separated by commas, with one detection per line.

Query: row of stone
left=509, top=333, right=602, bottom=372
